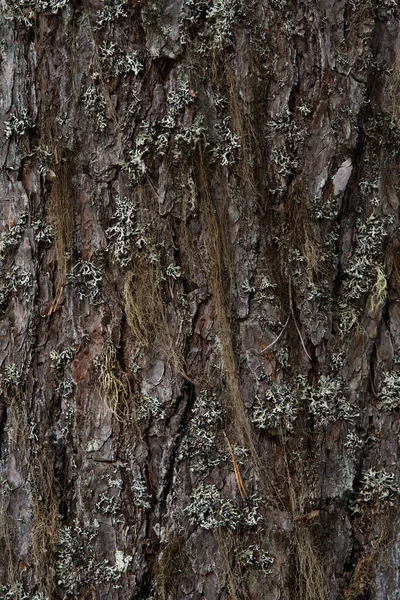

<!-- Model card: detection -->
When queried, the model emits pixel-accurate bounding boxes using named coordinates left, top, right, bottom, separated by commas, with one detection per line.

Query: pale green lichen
left=0, top=212, right=28, bottom=259
left=238, top=544, right=274, bottom=576
left=252, top=375, right=358, bottom=433
left=1, top=363, right=22, bottom=387
left=137, top=392, right=165, bottom=423
left=185, top=483, right=240, bottom=530
left=180, top=0, right=241, bottom=50
left=308, top=375, right=358, bottom=429
left=4, top=109, right=32, bottom=137
left=96, top=0, right=127, bottom=27
left=354, top=469, right=399, bottom=510
left=32, top=220, right=54, bottom=246
left=82, top=75, right=108, bottom=132
left=56, top=378, right=74, bottom=398
left=0, top=265, right=32, bottom=311
left=50, top=346, right=75, bottom=371
left=56, top=520, right=131, bottom=593
left=100, top=42, right=142, bottom=78
left=131, top=476, right=151, bottom=509
left=106, top=195, right=141, bottom=267
left=178, top=390, right=225, bottom=472
left=379, top=371, right=400, bottom=411
left=342, top=215, right=388, bottom=301
left=69, top=260, right=103, bottom=305
left=252, top=381, right=298, bottom=432
left=185, top=484, right=263, bottom=531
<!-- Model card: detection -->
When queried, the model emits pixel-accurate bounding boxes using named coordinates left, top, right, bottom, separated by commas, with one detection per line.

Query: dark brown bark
left=0, top=1, right=399, bottom=598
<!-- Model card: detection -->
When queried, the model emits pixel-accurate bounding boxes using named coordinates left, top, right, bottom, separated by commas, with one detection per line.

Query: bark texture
left=0, top=0, right=400, bottom=598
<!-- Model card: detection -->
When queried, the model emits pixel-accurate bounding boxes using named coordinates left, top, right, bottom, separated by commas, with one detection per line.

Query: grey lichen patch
left=252, top=380, right=299, bottom=433
left=100, top=42, right=143, bottom=79
left=82, top=74, right=108, bottom=133
left=211, top=117, right=240, bottom=167
left=1, top=363, right=22, bottom=388
left=338, top=213, right=390, bottom=335
left=32, top=219, right=54, bottom=246
left=130, top=476, right=151, bottom=509
left=344, top=430, right=362, bottom=458
left=106, top=194, right=139, bottom=267
left=123, top=123, right=153, bottom=182
left=342, top=215, right=389, bottom=302
left=167, top=78, right=196, bottom=117
left=180, top=0, right=241, bottom=51
left=56, top=520, right=130, bottom=594
left=271, top=146, right=298, bottom=179
left=95, top=491, right=121, bottom=516
left=0, top=264, right=33, bottom=312
left=0, top=212, right=28, bottom=260
left=308, top=375, right=358, bottom=429
left=95, top=0, right=128, bottom=28
left=49, top=346, right=75, bottom=371
left=354, top=469, right=399, bottom=512
left=185, top=482, right=240, bottom=530
left=178, top=390, right=225, bottom=472
left=121, top=81, right=203, bottom=183
left=3, top=0, right=68, bottom=24
left=69, top=260, right=103, bottom=305
left=378, top=371, right=400, bottom=411
left=4, top=109, right=32, bottom=138
left=252, top=374, right=357, bottom=434
left=56, top=378, right=74, bottom=398
left=238, top=544, right=274, bottom=576
left=185, top=483, right=263, bottom=531
left=0, top=584, right=49, bottom=599
left=136, top=392, right=165, bottom=423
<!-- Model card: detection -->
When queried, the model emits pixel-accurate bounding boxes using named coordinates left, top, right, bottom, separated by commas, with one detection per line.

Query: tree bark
left=0, top=1, right=399, bottom=599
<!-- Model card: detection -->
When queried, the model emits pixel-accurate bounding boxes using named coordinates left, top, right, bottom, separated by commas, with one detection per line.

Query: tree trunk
left=0, top=1, right=399, bottom=598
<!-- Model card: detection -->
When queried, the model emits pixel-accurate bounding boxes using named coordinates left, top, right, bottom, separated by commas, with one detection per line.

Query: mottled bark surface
left=0, top=0, right=400, bottom=598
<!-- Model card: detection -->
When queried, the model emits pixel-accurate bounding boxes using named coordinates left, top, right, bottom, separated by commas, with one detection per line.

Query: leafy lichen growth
left=252, top=375, right=358, bottom=434
left=50, top=346, right=75, bottom=371
left=0, top=265, right=32, bottom=311
left=354, top=469, right=399, bottom=511
left=178, top=390, right=225, bottom=472
left=3, top=0, right=68, bottom=24
left=2, top=363, right=21, bottom=386
left=100, top=42, right=143, bottom=78
left=82, top=75, right=108, bottom=132
left=96, top=0, right=127, bottom=27
left=343, top=214, right=388, bottom=301
left=4, top=109, right=32, bottom=138
left=252, top=380, right=299, bottom=433
left=130, top=476, right=151, bottom=509
left=106, top=195, right=140, bottom=267
left=32, top=219, right=54, bottom=246
left=185, top=483, right=240, bottom=530
left=56, top=378, right=74, bottom=398
left=69, top=260, right=103, bottom=305
left=0, top=584, right=50, bottom=600
left=0, top=212, right=28, bottom=259
left=56, top=520, right=131, bottom=593
left=238, top=544, right=274, bottom=576
left=137, top=392, right=165, bottom=423
left=378, top=371, right=400, bottom=411
left=180, top=0, right=241, bottom=50
left=185, top=483, right=263, bottom=531
left=308, top=375, right=358, bottom=428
